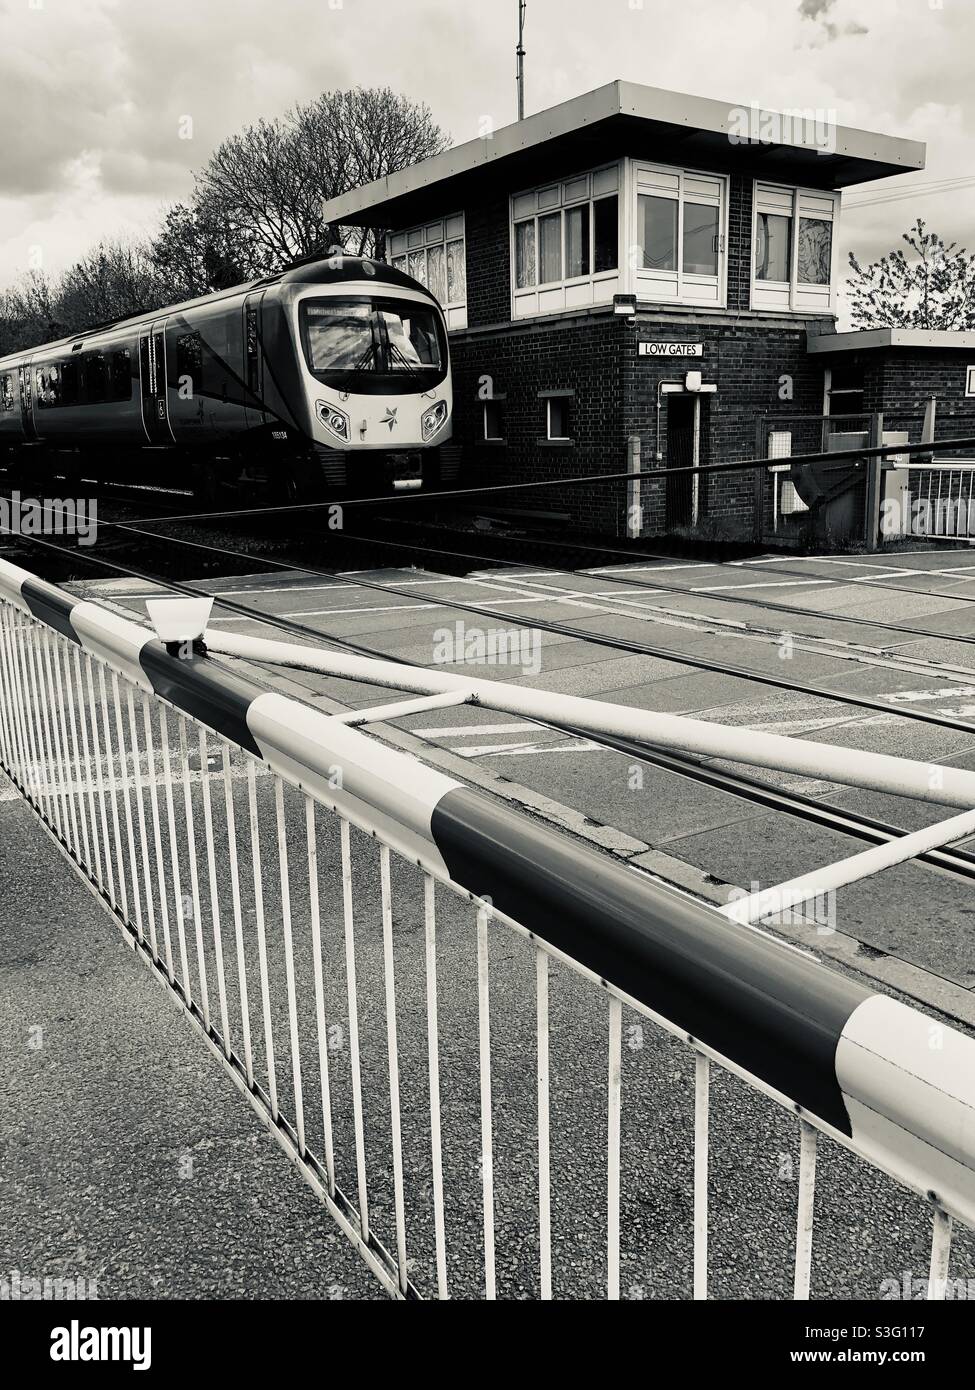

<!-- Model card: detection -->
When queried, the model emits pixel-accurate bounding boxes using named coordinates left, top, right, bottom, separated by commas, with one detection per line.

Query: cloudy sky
left=0, top=0, right=972, bottom=304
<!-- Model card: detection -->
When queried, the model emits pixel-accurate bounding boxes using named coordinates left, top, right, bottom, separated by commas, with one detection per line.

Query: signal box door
left=140, top=320, right=173, bottom=444
left=665, top=395, right=696, bottom=529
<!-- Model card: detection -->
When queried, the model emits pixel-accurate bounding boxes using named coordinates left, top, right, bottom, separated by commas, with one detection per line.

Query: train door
left=139, top=319, right=174, bottom=446
left=18, top=362, right=36, bottom=441
left=242, top=290, right=267, bottom=431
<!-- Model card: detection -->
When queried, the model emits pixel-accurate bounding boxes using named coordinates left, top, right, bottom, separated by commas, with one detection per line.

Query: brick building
left=322, top=81, right=927, bottom=539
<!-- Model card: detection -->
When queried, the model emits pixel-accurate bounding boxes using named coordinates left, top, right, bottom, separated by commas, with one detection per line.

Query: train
left=0, top=254, right=454, bottom=504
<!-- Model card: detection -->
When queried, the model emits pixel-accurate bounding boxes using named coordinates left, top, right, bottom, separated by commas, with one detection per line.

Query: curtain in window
left=446, top=239, right=466, bottom=303
left=515, top=221, right=536, bottom=288
left=798, top=218, right=832, bottom=285
left=427, top=244, right=446, bottom=302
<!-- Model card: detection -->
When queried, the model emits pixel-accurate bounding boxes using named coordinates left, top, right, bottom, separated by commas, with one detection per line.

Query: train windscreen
left=300, top=297, right=444, bottom=387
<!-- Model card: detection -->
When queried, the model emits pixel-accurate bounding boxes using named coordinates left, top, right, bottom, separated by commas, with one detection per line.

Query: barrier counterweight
left=1, top=554, right=974, bottom=1300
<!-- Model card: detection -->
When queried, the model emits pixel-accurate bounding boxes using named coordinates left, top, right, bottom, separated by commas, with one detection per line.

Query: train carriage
left=0, top=254, right=454, bottom=503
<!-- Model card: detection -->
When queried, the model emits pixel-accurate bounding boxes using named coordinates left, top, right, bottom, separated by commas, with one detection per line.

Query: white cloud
left=0, top=0, right=971, bottom=291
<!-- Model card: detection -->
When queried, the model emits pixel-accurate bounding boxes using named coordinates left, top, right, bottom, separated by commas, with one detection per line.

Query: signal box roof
left=322, top=79, right=925, bottom=228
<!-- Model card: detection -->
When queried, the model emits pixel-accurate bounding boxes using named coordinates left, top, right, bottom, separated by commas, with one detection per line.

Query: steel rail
left=14, top=517, right=975, bottom=892
left=335, top=523, right=975, bottom=650
left=79, top=431, right=975, bottom=527
left=545, top=725, right=975, bottom=884
left=354, top=512, right=975, bottom=619
left=83, top=520, right=975, bottom=738
left=203, top=627, right=975, bottom=810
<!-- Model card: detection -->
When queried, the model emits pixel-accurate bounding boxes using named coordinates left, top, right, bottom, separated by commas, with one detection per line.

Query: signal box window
left=512, top=164, right=620, bottom=318
left=543, top=394, right=572, bottom=442
left=389, top=213, right=467, bottom=329
left=753, top=182, right=837, bottom=311
left=826, top=363, right=865, bottom=419
left=483, top=398, right=506, bottom=442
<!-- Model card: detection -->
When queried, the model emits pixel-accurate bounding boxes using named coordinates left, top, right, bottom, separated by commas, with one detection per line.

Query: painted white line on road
left=411, top=722, right=533, bottom=736
left=887, top=686, right=975, bottom=703
left=586, top=561, right=715, bottom=576
left=688, top=578, right=834, bottom=593
left=458, top=739, right=602, bottom=758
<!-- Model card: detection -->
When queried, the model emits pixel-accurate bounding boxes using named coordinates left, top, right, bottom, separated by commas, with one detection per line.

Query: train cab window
left=379, top=306, right=441, bottom=370
left=0, top=374, right=13, bottom=411
left=61, top=360, right=79, bottom=406
left=83, top=352, right=109, bottom=404
left=300, top=298, right=446, bottom=392
left=111, top=348, right=132, bottom=401
left=303, top=302, right=376, bottom=373
left=35, top=364, right=61, bottom=408
left=176, top=332, right=203, bottom=394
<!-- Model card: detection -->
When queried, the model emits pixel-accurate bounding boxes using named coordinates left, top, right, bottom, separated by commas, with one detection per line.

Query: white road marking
left=686, top=578, right=834, bottom=593
left=411, top=722, right=533, bottom=736
left=887, top=686, right=975, bottom=703
left=457, top=739, right=602, bottom=758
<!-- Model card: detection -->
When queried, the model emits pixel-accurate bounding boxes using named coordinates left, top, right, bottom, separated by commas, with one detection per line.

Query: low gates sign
left=638, top=342, right=704, bottom=357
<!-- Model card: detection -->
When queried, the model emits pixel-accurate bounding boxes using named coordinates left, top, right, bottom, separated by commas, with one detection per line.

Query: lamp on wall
left=613, top=293, right=638, bottom=316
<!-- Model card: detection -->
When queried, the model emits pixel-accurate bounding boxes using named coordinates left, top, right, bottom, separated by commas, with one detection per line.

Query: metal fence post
left=753, top=417, right=766, bottom=544
left=626, top=435, right=641, bottom=539
left=864, top=412, right=884, bottom=552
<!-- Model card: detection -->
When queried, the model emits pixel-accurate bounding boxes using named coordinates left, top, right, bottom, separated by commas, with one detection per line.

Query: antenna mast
left=516, top=1, right=527, bottom=120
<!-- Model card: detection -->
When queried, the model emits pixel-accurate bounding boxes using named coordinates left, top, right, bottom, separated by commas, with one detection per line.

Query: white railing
left=1, top=556, right=975, bottom=1301
left=898, top=461, right=975, bottom=541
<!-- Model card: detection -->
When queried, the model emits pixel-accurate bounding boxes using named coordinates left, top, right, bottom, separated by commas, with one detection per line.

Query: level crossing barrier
left=1, top=555, right=974, bottom=1300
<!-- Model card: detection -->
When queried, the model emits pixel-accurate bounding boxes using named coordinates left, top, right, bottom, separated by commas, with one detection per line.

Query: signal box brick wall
left=820, top=349, right=975, bottom=443
left=449, top=310, right=832, bottom=538
left=448, top=176, right=834, bottom=537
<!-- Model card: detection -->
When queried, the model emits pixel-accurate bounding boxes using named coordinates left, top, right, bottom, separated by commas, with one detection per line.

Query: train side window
left=35, top=364, right=61, bottom=408
left=0, top=374, right=13, bottom=411
left=61, top=360, right=79, bottom=406
left=84, top=352, right=109, bottom=404
left=111, top=348, right=132, bottom=401
left=176, top=332, right=202, bottom=396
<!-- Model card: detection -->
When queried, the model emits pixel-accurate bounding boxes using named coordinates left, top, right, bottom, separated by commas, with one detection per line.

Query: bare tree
left=0, top=271, right=65, bottom=354
left=56, top=241, right=163, bottom=331
left=150, top=203, right=254, bottom=299
left=847, top=218, right=975, bottom=330
left=192, top=87, right=449, bottom=272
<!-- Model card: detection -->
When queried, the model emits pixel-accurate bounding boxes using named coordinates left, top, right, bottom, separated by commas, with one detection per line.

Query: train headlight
left=316, top=400, right=350, bottom=442
left=421, top=399, right=448, bottom=441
